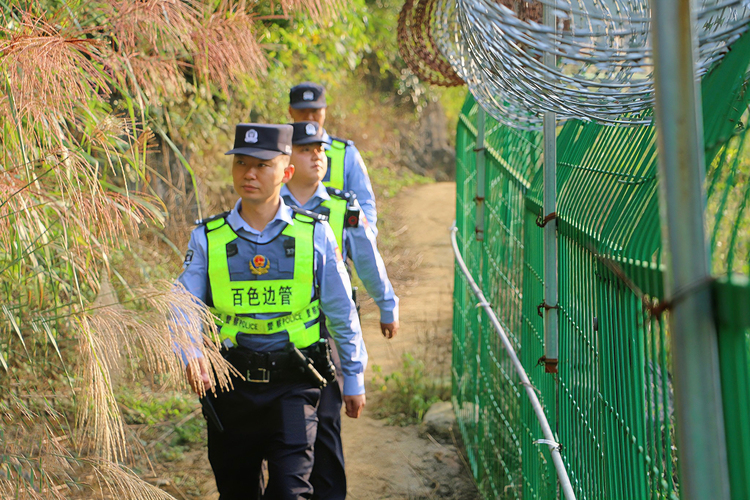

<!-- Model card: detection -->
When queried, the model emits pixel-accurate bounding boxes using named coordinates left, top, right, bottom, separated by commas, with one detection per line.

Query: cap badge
left=250, top=255, right=270, bottom=275
left=305, top=123, right=317, bottom=135
left=303, top=90, right=314, bottom=101
left=284, top=145, right=291, bottom=154
left=245, top=129, right=258, bottom=144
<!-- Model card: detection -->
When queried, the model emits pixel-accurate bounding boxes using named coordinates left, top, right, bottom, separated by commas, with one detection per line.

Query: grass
left=370, top=352, right=451, bottom=426
left=367, top=159, right=434, bottom=200
left=118, top=387, right=196, bottom=426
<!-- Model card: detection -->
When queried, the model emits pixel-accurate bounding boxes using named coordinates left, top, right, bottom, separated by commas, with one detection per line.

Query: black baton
left=200, top=395, right=224, bottom=433
left=285, top=342, right=327, bottom=388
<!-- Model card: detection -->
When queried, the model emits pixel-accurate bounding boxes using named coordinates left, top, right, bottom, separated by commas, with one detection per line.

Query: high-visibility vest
left=318, top=187, right=360, bottom=251
left=204, top=212, right=321, bottom=348
left=324, top=138, right=347, bottom=191
left=321, top=196, right=347, bottom=250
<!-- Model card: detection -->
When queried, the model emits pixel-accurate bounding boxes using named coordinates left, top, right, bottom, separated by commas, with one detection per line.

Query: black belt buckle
left=246, top=352, right=271, bottom=383
left=247, top=367, right=270, bottom=383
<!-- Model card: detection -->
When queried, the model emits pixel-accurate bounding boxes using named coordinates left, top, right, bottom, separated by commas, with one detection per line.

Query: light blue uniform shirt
left=322, top=130, right=378, bottom=236
left=177, top=197, right=367, bottom=396
left=281, top=184, right=399, bottom=324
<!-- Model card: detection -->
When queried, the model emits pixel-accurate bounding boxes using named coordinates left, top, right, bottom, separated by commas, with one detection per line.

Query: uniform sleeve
left=344, top=145, right=378, bottom=237
left=314, top=221, right=368, bottom=396
left=344, top=200, right=399, bottom=324
left=178, top=227, right=209, bottom=303
left=172, top=227, right=210, bottom=364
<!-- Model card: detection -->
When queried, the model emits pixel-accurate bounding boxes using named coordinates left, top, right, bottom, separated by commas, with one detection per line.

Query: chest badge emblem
left=250, top=255, right=270, bottom=275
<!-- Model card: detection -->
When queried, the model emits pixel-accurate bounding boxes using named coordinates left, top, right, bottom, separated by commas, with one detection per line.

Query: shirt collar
left=280, top=183, right=330, bottom=209
left=226, top=196, right=295, bottom=233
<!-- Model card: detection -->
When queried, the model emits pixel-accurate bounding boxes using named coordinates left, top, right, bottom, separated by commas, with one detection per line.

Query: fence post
left=651, top=0, right=731, bottom=496
left=475, top=106, right=486, bottom=242
left=542, top=3, right=558, bottom=373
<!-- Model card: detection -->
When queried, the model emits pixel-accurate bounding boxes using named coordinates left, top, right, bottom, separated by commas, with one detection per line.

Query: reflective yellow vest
left=321, top=196, right=347, bottom=250
left=324, top=138, right=347, bottom=191
left=204, top=212, right=321, bottom=348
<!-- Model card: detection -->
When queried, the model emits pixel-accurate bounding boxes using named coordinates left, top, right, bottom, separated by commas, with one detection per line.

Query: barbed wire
left=425, top=0, right=750, bottom=129
left=397, top=0, right=465, bottom=87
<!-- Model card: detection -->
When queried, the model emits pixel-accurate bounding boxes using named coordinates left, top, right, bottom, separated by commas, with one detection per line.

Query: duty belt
left=224, top=340, right=336, bottom=387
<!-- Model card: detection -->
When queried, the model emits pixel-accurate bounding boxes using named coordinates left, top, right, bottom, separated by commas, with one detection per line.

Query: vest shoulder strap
left=325, top=186, right=356, bottom=201
left=330, top=136, right=354, bottom=148
left=195, top=211, right=230, bottom=227
left=291, top=205, right=328, bottom=223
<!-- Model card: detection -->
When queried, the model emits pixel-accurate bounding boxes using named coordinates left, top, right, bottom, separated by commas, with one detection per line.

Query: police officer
left=177, top=123, right=367, bottom=500
left=281, top=121, right=399, bottom=500
left=288, top=82, right=380, bottom=236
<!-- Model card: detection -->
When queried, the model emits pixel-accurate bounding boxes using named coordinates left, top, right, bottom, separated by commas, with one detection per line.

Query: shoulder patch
left=194, top=210, right=230, bottom=226
left=183, top=249, right=194, bottom=266
left=291, top=205, right=328, bottom=222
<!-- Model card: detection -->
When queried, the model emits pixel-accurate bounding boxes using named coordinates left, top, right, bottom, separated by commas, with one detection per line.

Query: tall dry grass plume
left=0, top=0, right=335, bottom=497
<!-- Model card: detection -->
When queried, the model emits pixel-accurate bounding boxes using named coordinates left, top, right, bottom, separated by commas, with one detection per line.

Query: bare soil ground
left=127, top=182, right=477, bottom=499
left=341, top=181, right=477, bottom=499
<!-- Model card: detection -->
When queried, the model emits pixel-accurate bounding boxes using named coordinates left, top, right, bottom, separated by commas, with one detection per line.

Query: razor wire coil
left=398, top=0, right=465, bottom=86
left=417, top=0, right=750, bottom=129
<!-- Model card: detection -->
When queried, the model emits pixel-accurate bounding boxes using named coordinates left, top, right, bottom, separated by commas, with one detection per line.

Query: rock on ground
left=420, top=401, right=456, bottom=443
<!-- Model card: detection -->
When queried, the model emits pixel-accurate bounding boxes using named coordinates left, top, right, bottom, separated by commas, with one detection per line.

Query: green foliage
left=371, top=353, right=450, bottom=426
left=156, top=417, right=205, bottom=462
left=118, top=388, right=195, bottom=426
left=117, top=387, right=205, bottom=463
left=0, top=0, right=462, bottom=496
left=437, top=86, right=469, bottom=138
left=368, top=162, right=434, bottom=199
left=706, top=120, right=750, bottom=276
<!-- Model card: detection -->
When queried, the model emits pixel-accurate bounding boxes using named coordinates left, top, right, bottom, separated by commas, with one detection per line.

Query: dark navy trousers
left=207, top=381, right=321, bottom=500
left=309, top=340, right=347, bottom=499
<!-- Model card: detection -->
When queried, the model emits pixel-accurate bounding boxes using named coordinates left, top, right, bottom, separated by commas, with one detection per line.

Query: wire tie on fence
left=535, top=211, right=557, bottom=228
left=473, top=146, right=486, bottom=152
left=476, top=301, right=490, bottom=308
left=537, top=301, right=559, bottom=317
left=593, top=246, right=719, bottom=320
left=520, top=381, right=542, bottom=396
left=534, top=439, right=563, bottom=451
left=646, top=275, right=717, bottom=319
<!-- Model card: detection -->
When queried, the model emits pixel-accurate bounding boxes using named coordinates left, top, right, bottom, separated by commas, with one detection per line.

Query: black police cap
left=225, top=123, right=293, bottom=160
left=289, top=82, right=327, bottom=109
left=290, top=121, right=331, bottom=146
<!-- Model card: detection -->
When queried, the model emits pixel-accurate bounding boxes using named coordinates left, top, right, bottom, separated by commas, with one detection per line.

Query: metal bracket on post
left=542, top=1, right=559, bottom=374
left=652, top=0, right=731, bottom=495
left=475, top=106, right=486, bottom=242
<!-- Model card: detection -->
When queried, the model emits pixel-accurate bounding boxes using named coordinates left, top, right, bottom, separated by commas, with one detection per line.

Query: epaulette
left=194, top=210, right=230, bottom=226
left=291, top=205, right=328, bottom=222
left=330, top=136, right=355, bottom=147
left=325, top=186, right=356, bottom=201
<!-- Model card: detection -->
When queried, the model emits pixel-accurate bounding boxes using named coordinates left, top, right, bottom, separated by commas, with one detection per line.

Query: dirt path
left=342, top=181, right=478, bottom=499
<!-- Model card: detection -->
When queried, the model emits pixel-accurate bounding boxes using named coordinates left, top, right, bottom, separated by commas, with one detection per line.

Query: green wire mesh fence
left=452, top=30, right=750, bottom=500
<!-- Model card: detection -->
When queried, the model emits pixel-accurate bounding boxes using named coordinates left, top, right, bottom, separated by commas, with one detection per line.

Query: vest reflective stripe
left=205, top=216, right=320, bottom=348
left=211, top=300, right=320, bottom=334
left=324, top=139, right=346, bottom=191
left=321, top=197, right=347, bottom=250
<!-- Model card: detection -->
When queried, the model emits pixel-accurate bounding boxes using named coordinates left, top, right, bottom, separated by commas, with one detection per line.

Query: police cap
left=289, top=82, right=327, bottom=109
left=291, top=121, right=331, bottom=146
left=225, top=123, right=293, bottom=160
